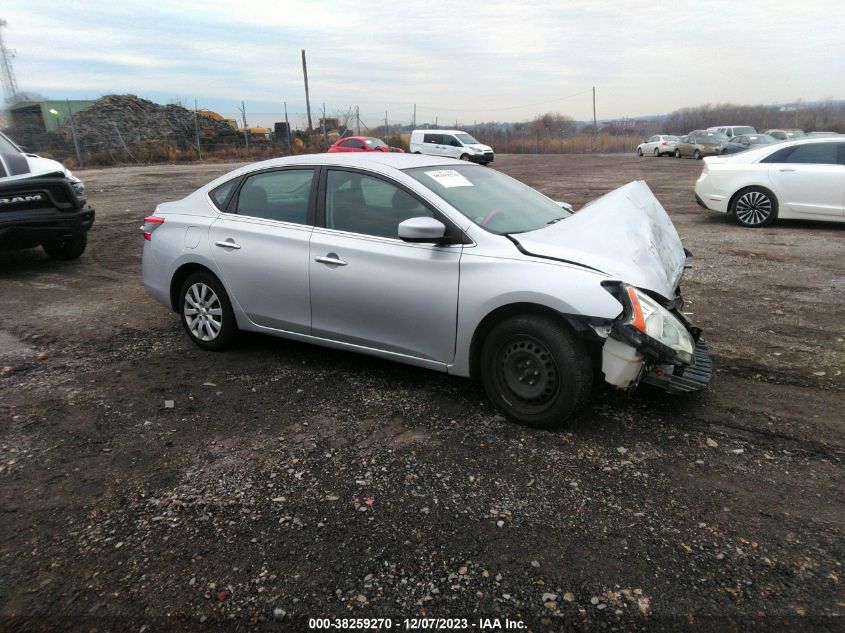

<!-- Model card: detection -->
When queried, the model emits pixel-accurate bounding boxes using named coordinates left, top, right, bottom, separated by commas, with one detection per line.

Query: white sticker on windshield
left=424, top=169, right=474, bottom=188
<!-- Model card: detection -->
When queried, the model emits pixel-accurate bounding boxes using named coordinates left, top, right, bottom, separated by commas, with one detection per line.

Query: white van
left=409, top=129, right=494, bottom=164
left=706, top=125, right=757, bottom=139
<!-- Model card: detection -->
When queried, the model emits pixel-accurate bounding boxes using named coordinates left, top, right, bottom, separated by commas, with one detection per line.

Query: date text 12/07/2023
left=307, top=617, right=527, bottom=630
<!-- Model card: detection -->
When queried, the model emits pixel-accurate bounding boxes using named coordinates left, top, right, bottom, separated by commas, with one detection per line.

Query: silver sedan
left=141, top=153, right=711, bottom=427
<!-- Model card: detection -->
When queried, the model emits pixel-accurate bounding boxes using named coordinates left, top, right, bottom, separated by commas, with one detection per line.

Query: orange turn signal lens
left=626, top=287, right=647, bottom=333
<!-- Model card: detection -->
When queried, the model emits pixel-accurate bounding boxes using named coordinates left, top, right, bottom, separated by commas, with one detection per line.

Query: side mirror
left=398, top=216, right=447, bottom=243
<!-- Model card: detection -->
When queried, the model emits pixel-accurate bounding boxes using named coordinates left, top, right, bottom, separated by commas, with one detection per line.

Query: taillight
left=141, top=215, right=164, bottom=241
left=661, top=141, right=668, bottom=145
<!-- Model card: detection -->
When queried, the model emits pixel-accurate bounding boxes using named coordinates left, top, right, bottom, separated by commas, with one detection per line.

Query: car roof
left=411, top=129, right=467, bottom=135
left=227, top=151, right=469, bottom=174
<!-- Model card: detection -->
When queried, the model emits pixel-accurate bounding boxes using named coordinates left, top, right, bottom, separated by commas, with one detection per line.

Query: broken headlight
left=607, top=284, right=696, bottom=366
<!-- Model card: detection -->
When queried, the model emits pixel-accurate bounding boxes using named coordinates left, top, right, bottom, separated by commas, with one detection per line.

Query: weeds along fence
left=8, top=100, right=643, bottom=168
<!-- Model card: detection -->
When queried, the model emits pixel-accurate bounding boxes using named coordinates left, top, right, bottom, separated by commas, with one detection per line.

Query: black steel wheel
left=480, top=315, right=592, bottom=428
left=731, top=187, right=778, bottom=228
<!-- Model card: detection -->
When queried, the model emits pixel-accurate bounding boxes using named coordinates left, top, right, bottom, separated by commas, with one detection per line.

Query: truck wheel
left=479, top=315, right=592, bottom=428
left=179, top=272, right=238, bottom=350
left=43, top=233, right=87, bottom=260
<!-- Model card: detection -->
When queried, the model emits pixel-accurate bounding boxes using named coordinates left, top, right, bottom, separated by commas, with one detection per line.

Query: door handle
left=778, top=168, right=796, bottom=172
left=314, top=254, right=347, bottom=266
left=215, top=239, right=241, bottom=249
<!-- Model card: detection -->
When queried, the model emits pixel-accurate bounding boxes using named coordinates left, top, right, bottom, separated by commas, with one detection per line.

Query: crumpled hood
left=0, top=152, right=68, bottom=183
left=512, top=180, right=687, bottom=299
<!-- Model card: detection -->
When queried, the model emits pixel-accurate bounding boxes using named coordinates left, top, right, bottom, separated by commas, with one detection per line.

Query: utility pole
left=413, top=103, right=416, bottom=128
left=435, top=116, right=438, bottom=127
left=66, top=99, right=83, bottom=167
left=283, top=101, right=291, bottom=153
left=193, top=99, right=202, bottom=161
left=474, top=120, right=477, bottom=137
left=592, top=86, right=597, bottom=153
left=356, top=105, right=360, bottom=135
left=301, top=49, right=313, bottom=131
left=504, top=124, right=508, bottom=153
left=240, top=101, right=250, bottom=150
left=322, top=102, right=327, bottom=147
left=0, top=19, right=17, bottom=102
left=384, top=110, right=388, bottom=140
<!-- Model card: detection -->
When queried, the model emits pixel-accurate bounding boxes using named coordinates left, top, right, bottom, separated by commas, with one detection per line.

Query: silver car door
left=309, top=168, right=462, bottom=363
left=208, top=168, right=317, bottom=332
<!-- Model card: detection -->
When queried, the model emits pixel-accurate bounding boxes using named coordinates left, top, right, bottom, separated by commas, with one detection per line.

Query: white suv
left=410, top=129, right=494, bottom=164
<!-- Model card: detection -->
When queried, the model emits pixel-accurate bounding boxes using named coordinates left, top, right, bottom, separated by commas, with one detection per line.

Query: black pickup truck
left=0, top=132, right=95, bottom=260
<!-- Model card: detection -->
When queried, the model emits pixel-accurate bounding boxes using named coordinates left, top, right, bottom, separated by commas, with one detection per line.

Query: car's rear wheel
left=479, top=315, right=592, bottom=428
left=675, top=149, right=682, bottom=158
left=637, top=148, right=643, bottom=157
left=653, top=148, right=660, bottom=157
left=694, top=149, right=702, bottom=159
left=179, top=272, right=237, bottom=350
left=731, top=187, right=778, bottom=228
left=43, top=232, right=87, bottom=260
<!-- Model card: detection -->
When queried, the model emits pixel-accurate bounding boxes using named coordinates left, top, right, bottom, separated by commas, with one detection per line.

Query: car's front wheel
left=479, top=315, right=592, bottom=428
left=179, top=272, right=237, bottom=350
left=637, top=148, right=643, bottom=157
left=43, top=233, right=87, bottom=260
left=693, top=149, right=702, bottom=159
left=731, top=187, right=778, bottom=228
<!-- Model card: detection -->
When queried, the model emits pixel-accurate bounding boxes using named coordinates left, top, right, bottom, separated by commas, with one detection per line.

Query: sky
left=3, top=0, right=844, bottom=129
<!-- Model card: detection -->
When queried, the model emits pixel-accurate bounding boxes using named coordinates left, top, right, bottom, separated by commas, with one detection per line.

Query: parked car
left=141, top=153, right=710, bottom=427
left=675, top=132, right=728, bottom=159
left=694, top=137, right=845, bottom=227
left=763, top=129, right=806, bottom=141
left=706, top=125, right=757, bottom=139
left=0, top=131, right=94, bottom=259
left=328, top=136, right=404, bottom=153
left=714, top=134, right=777, bottom=155
left=409, top=130, right=494, bottom=164
left=637, top=135, right=680, bottom=157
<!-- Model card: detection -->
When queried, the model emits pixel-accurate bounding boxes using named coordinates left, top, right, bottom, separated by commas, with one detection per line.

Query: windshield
left=0, top=132, right=21, bottom=154
left=455, top=133, right=479, bottom=145
left=733, top=126, right=756, bottom=135
left=404, top=165, right=570, bottom=234
left=365, top=138, right=387, bottom=148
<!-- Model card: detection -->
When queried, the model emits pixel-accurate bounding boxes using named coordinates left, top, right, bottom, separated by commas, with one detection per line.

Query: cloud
left=5, top=0, right=845, bottom=126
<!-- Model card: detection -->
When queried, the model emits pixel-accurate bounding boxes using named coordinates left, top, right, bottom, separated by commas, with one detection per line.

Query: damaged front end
left=600, top=281, right=712, bottom=394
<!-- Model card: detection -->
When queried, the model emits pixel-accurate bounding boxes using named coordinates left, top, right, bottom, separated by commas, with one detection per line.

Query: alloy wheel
left=734, top=191, right=773, bottom=226
left=184, top=283, right=223, bottom=341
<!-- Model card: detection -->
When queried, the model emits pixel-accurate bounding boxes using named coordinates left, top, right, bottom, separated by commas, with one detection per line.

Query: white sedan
left=694, top=137, right=845, bottom=227
left=637, top=135, right=680, bottom=157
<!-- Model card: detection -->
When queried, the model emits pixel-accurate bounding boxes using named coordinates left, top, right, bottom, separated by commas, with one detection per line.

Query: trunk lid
left=511, top=180, right=687, bottom=299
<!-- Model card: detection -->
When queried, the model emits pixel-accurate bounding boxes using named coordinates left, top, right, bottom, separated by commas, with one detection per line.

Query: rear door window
left=210, top=179, right=239, bottom=211
left=763, top=143, right=840, bottom=165
left=235, top=169, right=315, bottom=224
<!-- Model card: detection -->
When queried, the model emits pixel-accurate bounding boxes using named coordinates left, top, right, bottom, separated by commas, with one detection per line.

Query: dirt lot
left=1, top=154, right=843, bottom=632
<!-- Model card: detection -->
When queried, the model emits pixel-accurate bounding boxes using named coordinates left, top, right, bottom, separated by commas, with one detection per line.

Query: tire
left=179, top=272, right=238, bottom=350
left=694, top=149, right=702, bottom=160
left=653, top=148, right=660, bottom=157
left=637, top=148, right=643, bottom=157
left=479, top=315, right=592, bottom=428
left=459, top=154, right=470, bottom=161
left=730, top=187, right=778, bottom=228
left=43, top=232, right=87, bottom=260
left=675, top=149, right=682, bottom=158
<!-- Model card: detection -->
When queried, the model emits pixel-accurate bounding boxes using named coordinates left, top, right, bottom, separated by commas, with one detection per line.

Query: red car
left=328, top=136, right=405, bottom=153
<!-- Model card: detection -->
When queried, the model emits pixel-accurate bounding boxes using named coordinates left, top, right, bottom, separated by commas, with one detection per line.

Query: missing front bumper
left=642, top=340, right=713, bottom=393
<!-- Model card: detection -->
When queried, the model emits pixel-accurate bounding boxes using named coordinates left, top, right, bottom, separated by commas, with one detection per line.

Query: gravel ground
left=1, top=154, right=843, bottom=632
